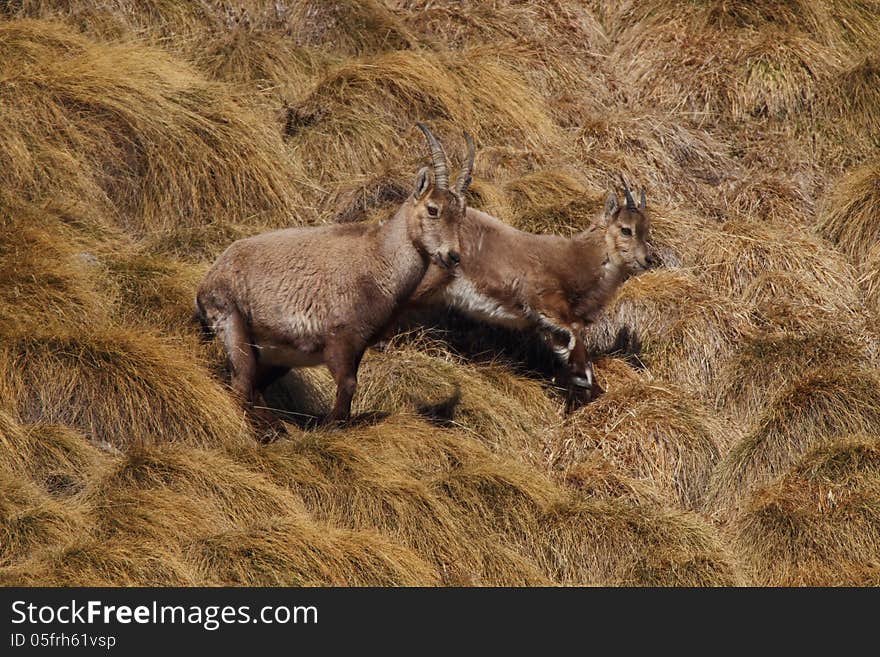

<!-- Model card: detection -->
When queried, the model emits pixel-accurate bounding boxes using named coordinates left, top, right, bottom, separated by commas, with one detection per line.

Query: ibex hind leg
left=218, top=310, right=287, bottom=439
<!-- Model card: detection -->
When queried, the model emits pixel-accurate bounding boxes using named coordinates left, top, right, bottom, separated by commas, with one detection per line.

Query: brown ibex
left=411, top=176, right=654, bottom=407
left=196, top=124, right=475, bottom=430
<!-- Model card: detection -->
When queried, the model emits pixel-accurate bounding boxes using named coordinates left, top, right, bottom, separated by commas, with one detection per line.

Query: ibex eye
left=621, top=227, right=633, bottom=236
left=427, top=205, right=440, bottom=217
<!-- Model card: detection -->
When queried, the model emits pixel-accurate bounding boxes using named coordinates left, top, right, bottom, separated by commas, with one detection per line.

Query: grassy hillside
left=1, top=0, right=879, bottom=586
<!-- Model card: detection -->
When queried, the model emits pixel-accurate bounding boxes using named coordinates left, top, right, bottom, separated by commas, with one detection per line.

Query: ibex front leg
left=323, top=334, right=367, bottom=426
left=546, top=322, right=603, bottom=412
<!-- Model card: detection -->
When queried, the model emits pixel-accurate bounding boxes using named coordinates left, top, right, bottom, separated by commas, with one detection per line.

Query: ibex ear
left=602, top=193, right=619, bottom=226
left=414, top=166, right=432, bottom=200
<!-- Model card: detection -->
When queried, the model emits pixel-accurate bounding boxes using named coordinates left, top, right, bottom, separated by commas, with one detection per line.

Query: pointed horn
left=416, top=122, right=449, bottom=190
left=640, top=188, right=646, bottom=210
left=454, top=132, right=475, bottom=195
left=619, top=174, right=637, bottom=211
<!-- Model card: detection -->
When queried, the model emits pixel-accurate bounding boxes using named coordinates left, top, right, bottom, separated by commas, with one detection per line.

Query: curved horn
left=454, top=132, right=475, bottom=195
left=416, top=122, right=449, bottom=190
left=619, top=174, right=637, bottom=211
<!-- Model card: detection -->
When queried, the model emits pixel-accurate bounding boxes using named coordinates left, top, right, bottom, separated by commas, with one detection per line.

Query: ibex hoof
left=570, top=375, right=591, bottom=388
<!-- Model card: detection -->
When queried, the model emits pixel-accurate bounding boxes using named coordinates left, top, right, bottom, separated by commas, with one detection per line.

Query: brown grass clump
left=287, top=46, right=562, bottom=214
left=289, top=0, right=416, bottom=56
left=731, top=435, right=880, bottom=585
left=0, top=20, right=297, bottom=241
left=0, top=465, right=89, bottom=569
left=560, top=452, right=667, bottom=507
left=234, top=415, right=552, bottom=585
left=189, top=520, right=437, bottom=586
left=816, top=160, right=880, bottom=265
left=502, top=169, right=600, bottom=234
left=102, top=252, right=205, bottom=334
left=87, top=446, right=305, bottom=535
left=350, top=341, right=556, bottom=462
left=613, top=1, right=847, bottom=121
left=549, top=379, right=732, bottom=510
left=0, top=194, right=109, bottom=332
left=574, top=107, right=736, bottom=213
left=5, top=540, right=198, bottom=586
left=196, top=22, right=330, bottom=98
left=714, top=330, right=872, bottom=421
left=0, top=415, right=111, bottom=497
left=536, top=499, right=741, bottom=586
left=0, top=327, right=251, bottom=450
left=811, top=56, right=880, bottom=167
left=585, top=269, right=754, bottom=395
left=708, top=366, right=880, bottom=514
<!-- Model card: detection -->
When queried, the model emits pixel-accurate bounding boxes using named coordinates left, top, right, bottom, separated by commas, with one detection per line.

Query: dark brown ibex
left=196, top=124, right=475, bottom=431
left=411, top=176, right=654, bottom=407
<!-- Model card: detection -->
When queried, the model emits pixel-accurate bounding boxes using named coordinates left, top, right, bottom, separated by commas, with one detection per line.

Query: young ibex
left=411, top=176, right=654, bottom=406
left=196, top=124, right=475, bottom=430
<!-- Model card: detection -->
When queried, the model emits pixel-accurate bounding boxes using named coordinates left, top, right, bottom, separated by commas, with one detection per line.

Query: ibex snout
left=436, top=248, right=461, bottom=269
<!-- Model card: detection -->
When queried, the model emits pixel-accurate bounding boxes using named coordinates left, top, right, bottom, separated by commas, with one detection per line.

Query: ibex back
left=196, top=124, right=475, bottom=433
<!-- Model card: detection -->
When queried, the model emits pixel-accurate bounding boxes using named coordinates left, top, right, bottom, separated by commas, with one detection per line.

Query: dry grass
left=3, top=1, right=880, bottom=586
left=816, top=160, right=880, bottom=265
left=732, top=435, right=880, bottom=585
left=549, top=378, right=733, bottom=510
left=585, top=269, right=754, bottom=395
left=613, top=0, right=850, bottom=121
left=707, top=366, right=880, bottom=514
left=0, top=327, right=252, bottom=450
left=0, top=20, right=299, bottom=246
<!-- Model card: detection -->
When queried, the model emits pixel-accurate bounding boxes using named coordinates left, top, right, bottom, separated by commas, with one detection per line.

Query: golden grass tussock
left=816, top=160, right=880, bottom=265
left=0, top=415, right=112, bottom=498
left=313, top=340, right=558, bottom=462
left=613, top=1, right=847, bottom=121
left=4, top=540, right=199, bottom=587
left=232, top=415, right=554, bottom=585
left=536, top=499, right=741, bottom=586
left=561, top=451, right=667, bottom=507
left=574, top=107, right=737, bottom=213
left=502, top=169, right=601, bottom=234
left=0, top=327, right=252, bottom=450
left=287, top=45, right=562, bottom=213
left=859, top=242, right=880, bottom=320
left=189, top=520, right=438, bottom=586
left=0, top=20, right=298, bottom=241
left=86, top=446, right=305, bottom=535
left=195, top=23, right=331, bottom=99
left=731, top=435, right=880, bottom=585
left=0, top=464, right=90, bottom=569
left=102, top=252, right=205, bottom=334
left=548, top=379, right=732, bottom=510
left=392, top=1, right=609, bottom=127
left=585, top=269, right=754, bottom=395
left=289, top=0, right=417, bottom=56
left=714, top=330, right=873, bottom=421
left=707, top=366, right=880, bottom=514
left=0, top=194, right=110, bottom=333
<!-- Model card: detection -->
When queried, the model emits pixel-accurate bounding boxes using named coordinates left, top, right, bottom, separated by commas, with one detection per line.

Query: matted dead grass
left=731, top=435, right=880, bottom=585
left=707, top=366, right=880, bottom=514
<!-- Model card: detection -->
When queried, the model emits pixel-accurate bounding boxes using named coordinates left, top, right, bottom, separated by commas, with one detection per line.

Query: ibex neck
left=377, top=201, right=430, bottom=297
